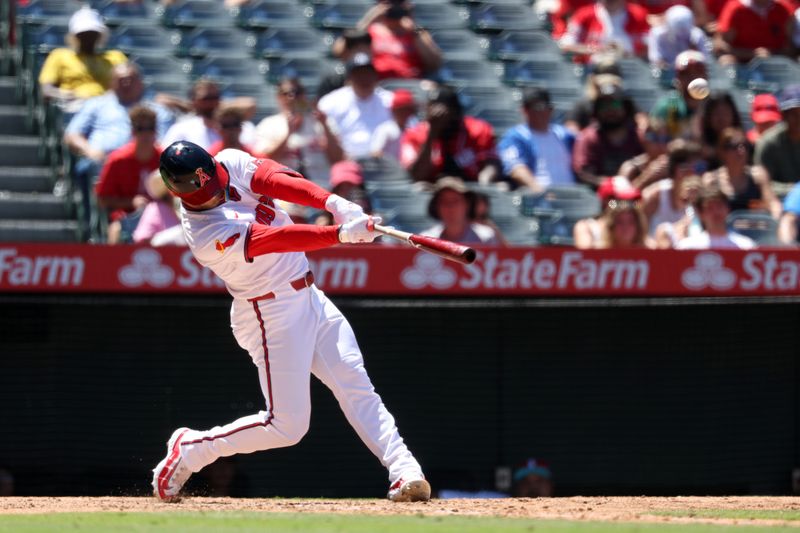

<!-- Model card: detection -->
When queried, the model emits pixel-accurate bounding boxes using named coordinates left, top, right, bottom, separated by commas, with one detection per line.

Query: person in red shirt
left=400, top=86, right=500, bottom=183
left=356, top=0, right=442, bottom=79
left=209, top=106, right=256, bottom=156
left=95, top=105, right=161, bottom=223
left=559, top=0, right=651, bottom=63
left=714, top=0, right=794, bottom=63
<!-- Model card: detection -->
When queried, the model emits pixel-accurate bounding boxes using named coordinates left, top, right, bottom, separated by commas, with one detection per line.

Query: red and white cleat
left=152, top=427, right=192, bottom=502
left=387, top=476, right=431, bottom=502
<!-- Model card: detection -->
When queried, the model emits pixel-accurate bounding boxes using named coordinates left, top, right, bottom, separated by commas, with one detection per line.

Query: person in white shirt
left=647, top=5, right=712, bottom=69
left=316, top=53, right=393, bottom=159
left=161, top=79, right=256, bottom=150
left=677, top=184, right=756, bottom=249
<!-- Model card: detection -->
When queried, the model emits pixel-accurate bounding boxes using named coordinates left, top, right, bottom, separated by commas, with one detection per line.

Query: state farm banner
left=0, top=244, right=799, bottom=297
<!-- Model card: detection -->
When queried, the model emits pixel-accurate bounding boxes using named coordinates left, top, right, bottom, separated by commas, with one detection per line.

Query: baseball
left=687, top=78, right=710, bottom=100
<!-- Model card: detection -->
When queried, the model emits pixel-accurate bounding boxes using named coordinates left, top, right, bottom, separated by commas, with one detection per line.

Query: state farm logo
left=401, top=253, right=457, bottom=289
left=118, top=249, right=174, bottom=288
left=681, top=252, right=736, bottom=290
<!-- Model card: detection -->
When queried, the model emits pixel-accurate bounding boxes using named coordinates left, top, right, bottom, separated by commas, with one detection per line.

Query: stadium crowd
left=14, top=0, right=800, bottom=249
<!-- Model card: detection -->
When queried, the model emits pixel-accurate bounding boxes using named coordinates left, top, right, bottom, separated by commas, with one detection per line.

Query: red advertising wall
left=1, top=244, right=799, bottom=296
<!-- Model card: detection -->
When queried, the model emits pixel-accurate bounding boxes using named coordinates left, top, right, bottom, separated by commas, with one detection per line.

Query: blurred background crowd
left=4, top=0, right=800, bottom=249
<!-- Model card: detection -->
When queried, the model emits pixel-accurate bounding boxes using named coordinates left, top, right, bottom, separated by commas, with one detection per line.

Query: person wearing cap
left=370, top=89, right=418, bottom=160
left=38, top=7, right=127, bottom=112
left=647, top=5, right=712, bottom=69
left=421, top=177, right=501, bottom=245
left=714, top=0, right=794, bottom=64
left=574, top=175, right=642, bottom=248
left=254, top=77, right=342, bottom=185
left=401, top=86, right=499, bottom=184
left=511, top=459, right=554, bottom=498
left=355, top=0, right=442, bottom=80
left=558, top=0, right=650, bottom=63
left=650, top=50, right=708, bottom=138
left=754, top=84, right=800, bottom=189
left=676, top=183, right=756, bottom=249
left=498, top=87, right=576, bottom=192
left=747, top=94, right=782, bottom=144
left=320, top=30, right=373, bottom=100
left=642, top=138, right=705, bottom=234
left=314, top=160, right=372, bottom=226
left=317, top=53, right=393, bottom=160
left=572, top=78, right=643, bottom=188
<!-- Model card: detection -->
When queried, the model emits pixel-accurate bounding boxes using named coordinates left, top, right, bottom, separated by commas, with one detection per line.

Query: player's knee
left=271, top=412, right=310, bottom=446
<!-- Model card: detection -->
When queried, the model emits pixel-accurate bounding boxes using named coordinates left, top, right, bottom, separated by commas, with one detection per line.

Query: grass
left=1, top=513, right=800, bottom=533
left=655, top=509, right=800, bottom=522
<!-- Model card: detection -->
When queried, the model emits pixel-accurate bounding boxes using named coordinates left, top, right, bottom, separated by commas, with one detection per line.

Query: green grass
left=655, top=509, right=800, bottom=521
left=1, top=513, right=799, bottom=533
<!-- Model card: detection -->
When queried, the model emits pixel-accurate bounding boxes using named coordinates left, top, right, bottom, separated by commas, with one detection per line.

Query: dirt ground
left=1, top=496, right=800, bottom=527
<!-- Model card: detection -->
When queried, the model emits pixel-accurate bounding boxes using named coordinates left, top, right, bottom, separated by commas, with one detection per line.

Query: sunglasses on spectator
left=133, top=124, right=156, bottom=132
left=280, top=89, right=302, bottom=97
left=723, top=141, right=747, bottom=151
left=220, top=121, right=242, bottom=130
left=644, top=131, right=670, bottom=143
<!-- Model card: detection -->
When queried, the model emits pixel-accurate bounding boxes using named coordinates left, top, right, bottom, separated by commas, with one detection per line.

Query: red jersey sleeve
left=716, top=0, right=739, bottom=33
left=244, top=223, right=340, bottom=262
left=250, top=158, right=331, bottom=209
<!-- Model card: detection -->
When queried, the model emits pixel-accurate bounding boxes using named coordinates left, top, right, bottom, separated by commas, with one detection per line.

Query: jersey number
left=255, top=195, right=276, bottom=226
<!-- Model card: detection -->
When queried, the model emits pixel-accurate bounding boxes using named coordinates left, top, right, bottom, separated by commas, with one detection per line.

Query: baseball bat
left=372, top=223, right=477, bottom=265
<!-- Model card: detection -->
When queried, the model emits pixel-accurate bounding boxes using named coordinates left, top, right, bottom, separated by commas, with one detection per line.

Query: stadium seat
left=266, top=56, right=339, bottom=96
left=437, top=58, right=504, bottom=88
left=142, top=77, right=191, bottom=101
left=727, top=210, right=779, bottom=246
left=615, top=58, right=659, bottom=89
left=728, top=88, right=754, bottom=131
left=156, top=0, right=230, bottom=29
left=379, top=78, right=432, bottom=109
left=233, top=0, right=309, bottom=30
left=90, top=0, right=151, bottom=27
left=310, top=2, right=367, bottom=31
left=411, top=3, right=469, bottom=30
left=174, top=26, right=249, bottom=58
left=520, top=185, right=601, bottom=220
left=471, top=106, right=520, bottom=138
left=457, top=84, right=521, bottom=115
left=369, top=188, right=432, bottom=218
left=248, top=27, right=330, bottom=59
left=487, top=31, right=561, bottom=62
left=127, top=53, right=192, bottom=80
left=496, top=216, right=540, bottom=246
left=745, top=56, right=800, bottom=93
left=625, top=86, right=666, bottom=115
left=468, top=4, right=544, bottom=34
left=106, top=25, right=174, bottom=56
left=382, top=212, right=436, bottom=235
left=191, top=56, right=266, bottom=83
left=16, top=0, right=79, bottom=24
left=503, top=58, right=579, bottom=87
left=357, top=156, right=411, bottom=184
left=428, top=29, right=486, bottom=60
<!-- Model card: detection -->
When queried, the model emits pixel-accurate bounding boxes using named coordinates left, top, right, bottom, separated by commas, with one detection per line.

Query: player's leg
left=153, top=292, right=315, bottom=500
left=308, top=287, right=430, bottom=501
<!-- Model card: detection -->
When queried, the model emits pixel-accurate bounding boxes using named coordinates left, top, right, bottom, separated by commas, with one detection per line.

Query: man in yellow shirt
left=38, top=7, right=127, bottom=112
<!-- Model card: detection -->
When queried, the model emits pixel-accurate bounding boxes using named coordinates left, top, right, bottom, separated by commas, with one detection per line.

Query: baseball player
left=151, top=141, right=430, bottom=503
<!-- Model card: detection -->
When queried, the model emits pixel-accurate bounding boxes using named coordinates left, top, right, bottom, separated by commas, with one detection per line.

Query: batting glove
left=338, top=215, right=382, bottom=244
left=326, top=194, right=365, bottom=224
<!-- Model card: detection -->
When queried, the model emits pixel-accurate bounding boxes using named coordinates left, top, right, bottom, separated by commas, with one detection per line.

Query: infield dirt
left=1, top=496, right=800, bottom=527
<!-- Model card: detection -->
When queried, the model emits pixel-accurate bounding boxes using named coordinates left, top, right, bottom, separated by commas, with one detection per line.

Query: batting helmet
left=159, top=141, right=229, bottom=208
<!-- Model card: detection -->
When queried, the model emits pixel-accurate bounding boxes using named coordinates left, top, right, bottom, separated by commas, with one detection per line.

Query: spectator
left=703, top=127, right=780, bottom=218
left=747, top=93, right=782, bottom=144
left=471, top=191, right=508, bottom=246
left=642, top=139, right=705, bottom=233
left=574, top=175, right=642, bottom=248
left=317, top=53, right=393, bottom=159
left=63, top=64, right=171, bottom=219
left=320, top=30, right=373, bottom=99
left=754, top=84, right=800, bottom=190
left=161, top=79, right=256, bottom=150
left=650, top=50, right=708, bottom=139
left=714, top=0, right=794, bottom=64
left=371, top=89, right=418, bottom=160
left=551, top=0, right=596, bottom=39
left=422, top=177, right=501, bottom=245
left=572, top=78, right=643, bottom=187
left=132, top=170, right=182, bottom=245
left=653, top=174, right=703, bottom=247
left=599, top=199, right=652, bottom=248
left=208, top=105, right=255, bottom=157
left=676, top=183, right=757, bottom=248
left=565, top=59, right=626, bottom=132
left=778, top=180, right=800, bottom=244
left=499, top=88, right=576, bottom=192
left=694, top=91, right=743, bottom=169
left=356, top=0, right=443, bottom=79
left=619, top=117, right=671, bottom=189
left=647, top=5, right=712, bottom=68
left=558, top=0, right=650, bottom=63
left=511, top=459, right=554, bottom=498
left=38, top=7, right=127, bottom=113
left=95, top=105, right=162, bottom=223
left=313, top=160, right=372, bottom=226
left=401, top=85, right=499, bottom=184
left=254, top=78, right=341, bottom=184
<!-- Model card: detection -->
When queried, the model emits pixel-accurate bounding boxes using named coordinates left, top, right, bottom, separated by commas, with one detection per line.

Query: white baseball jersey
left=180, top=149, right=309, bottom=300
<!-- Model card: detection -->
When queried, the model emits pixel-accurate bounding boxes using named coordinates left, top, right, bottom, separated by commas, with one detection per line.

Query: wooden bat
left=371, top=223, right=477, bottom=265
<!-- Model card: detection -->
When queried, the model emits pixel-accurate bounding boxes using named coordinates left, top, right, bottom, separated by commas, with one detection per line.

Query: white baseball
left=687, top=78, right=710, bottom=100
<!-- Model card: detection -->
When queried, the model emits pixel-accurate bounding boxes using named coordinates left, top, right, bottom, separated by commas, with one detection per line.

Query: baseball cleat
left=152, top=427, right=191, bottom=502
left=387, top=477, right=431, bottom=502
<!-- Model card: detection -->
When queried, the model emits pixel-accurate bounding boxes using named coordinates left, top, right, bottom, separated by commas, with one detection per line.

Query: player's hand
left=338, top=215, right=382, bottom=244
left=326, top=194, right=365, bottom=224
